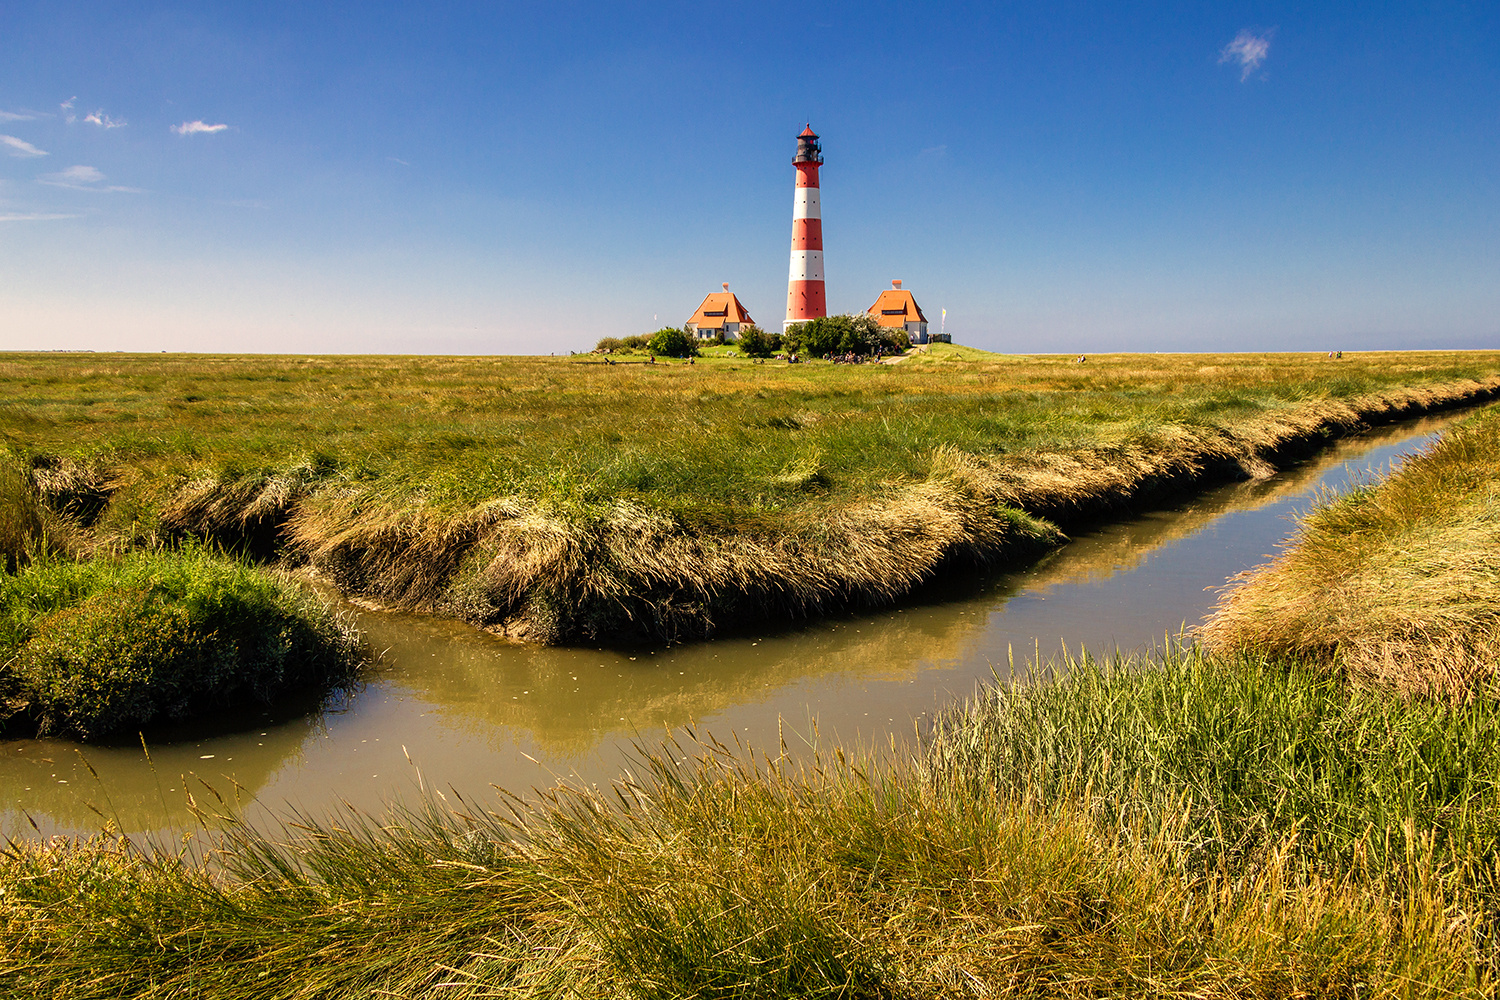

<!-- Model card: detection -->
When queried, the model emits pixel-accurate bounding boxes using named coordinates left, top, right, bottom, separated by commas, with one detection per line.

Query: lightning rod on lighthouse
left=784, top=125, right=826, bottom=331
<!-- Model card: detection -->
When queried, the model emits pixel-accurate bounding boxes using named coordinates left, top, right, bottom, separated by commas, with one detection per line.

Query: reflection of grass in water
left=1023, top=410, right=1468, bottom=594
left=5, top=650, right=1491, bottom=997
left=0, top=717, right=320, bottom=836
left=3, top=349, right=1497, bottom=643
left=355, top=597, right=1004, bottom=757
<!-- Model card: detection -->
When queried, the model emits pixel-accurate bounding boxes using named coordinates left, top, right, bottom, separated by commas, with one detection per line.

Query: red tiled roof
left=686, top=291, right=755, bottom=330
left=866, top=288, right=927, bottom=327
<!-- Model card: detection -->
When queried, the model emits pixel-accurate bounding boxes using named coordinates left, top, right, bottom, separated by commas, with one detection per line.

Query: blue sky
left=1, top=1, right=1496, bottom=354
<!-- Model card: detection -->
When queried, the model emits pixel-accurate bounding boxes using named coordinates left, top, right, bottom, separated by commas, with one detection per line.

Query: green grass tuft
left=0, top=547, right=362, bottom=739
left=928, top=646, right=1500, bottom=901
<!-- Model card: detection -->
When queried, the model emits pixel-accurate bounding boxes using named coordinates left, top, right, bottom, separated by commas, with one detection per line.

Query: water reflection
left=0, top=410, right=1466, bottom=839
left=0, top=710, right=321, bottom=834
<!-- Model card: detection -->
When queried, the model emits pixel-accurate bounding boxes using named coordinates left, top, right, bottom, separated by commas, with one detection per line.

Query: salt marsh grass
left=3, top=348, right=1496, bottom=642
left=4, top=670, right=1492, bottom=998
left=0, top=546, right=361, bottom=739
left=928, top=647, right=1500, bottom=892
left=1204, top=403, right=1500, bottom=696
left=6, top=358, right=1500, bottom=994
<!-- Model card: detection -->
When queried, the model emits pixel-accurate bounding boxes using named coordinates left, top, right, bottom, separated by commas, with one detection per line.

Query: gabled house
left=866, top=280, right=932, bottom=343
left=686, top=283, right=755, bottom=341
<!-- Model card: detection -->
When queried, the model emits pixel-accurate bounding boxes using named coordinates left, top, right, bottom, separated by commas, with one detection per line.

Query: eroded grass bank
left=3, top=647, right=1495, bottom=998
left=4, top=349, right=1499, bottom=643
left=1204, top=402, right=1500, bottom=697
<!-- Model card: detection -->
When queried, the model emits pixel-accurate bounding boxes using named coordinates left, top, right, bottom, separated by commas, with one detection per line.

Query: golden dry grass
left=1202, top=403, right=1500, bottom=697
left=2, top=728, right=1490, bottom=998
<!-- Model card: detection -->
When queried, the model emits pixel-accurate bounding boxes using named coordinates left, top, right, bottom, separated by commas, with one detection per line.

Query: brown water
left=0, top=413, right=1465, bottom=839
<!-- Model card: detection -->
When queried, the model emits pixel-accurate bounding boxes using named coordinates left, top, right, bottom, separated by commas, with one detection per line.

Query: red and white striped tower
left=784, top=124, right=826, bottom=331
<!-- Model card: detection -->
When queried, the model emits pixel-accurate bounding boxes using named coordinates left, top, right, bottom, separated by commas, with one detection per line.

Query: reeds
left=4, top=694, right=1492, bottom=998
left=1203, top=403, right=1500, bottom=697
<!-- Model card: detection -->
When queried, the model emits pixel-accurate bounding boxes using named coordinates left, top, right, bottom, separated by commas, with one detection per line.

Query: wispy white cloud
left=61, top=95, right=76, bottom=124
left=83, top=109, right=126, bottom=128
left=388, top=156, right=411, bottom=166
left=38, top=164, right=143, bottom=193
left=0, top=211, right=80, bottom=222
left=1220, top=29, right=1274, bottom=81
left=172, top=120, right=229, bottom=135
left=1, top=134, right=47, bottom=158
left=49, top=165, right=105, bottom=184
left=0, top=110, right=41, bottom=122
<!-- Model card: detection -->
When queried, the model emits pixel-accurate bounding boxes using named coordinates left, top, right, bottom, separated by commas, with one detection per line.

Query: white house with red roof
left=685, top=283, right=756, bottom=341
left=867, top=280, right=944, bottom=343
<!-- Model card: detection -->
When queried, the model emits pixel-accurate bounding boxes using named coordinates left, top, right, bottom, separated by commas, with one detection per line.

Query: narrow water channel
left=0, top=412, right=1469, bottom=839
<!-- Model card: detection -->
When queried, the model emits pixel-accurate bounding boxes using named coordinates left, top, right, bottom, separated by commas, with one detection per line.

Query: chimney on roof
left=892, top=279, right=902, bottom=288
left=723, top=282, right=729, bottom=291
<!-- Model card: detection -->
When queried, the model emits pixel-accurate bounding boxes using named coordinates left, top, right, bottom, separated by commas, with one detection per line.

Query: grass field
left=1202, top=402, right=1500, bottom=697
left=3, top=347, right=1498, bottom=643
left=6, top=355, right=1500, bottom=995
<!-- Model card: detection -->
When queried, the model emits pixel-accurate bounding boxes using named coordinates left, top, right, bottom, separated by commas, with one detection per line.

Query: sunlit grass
left=1204, top=403, right=1500, bottom=696
left=3, top=349, right=1497, bottom=643
left=0, top=546, right=361, bottom=739
left=3, top=646, right=1494, bottom=997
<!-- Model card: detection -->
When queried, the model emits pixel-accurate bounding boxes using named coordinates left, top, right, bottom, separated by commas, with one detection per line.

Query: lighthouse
left=784, top=124, right=826, bottom=331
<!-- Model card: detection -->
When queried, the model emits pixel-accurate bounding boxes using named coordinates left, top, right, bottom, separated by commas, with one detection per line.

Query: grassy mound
left=1203, top=403, right=1500, bottom=696
left=0, top=548, right=361, bottom=739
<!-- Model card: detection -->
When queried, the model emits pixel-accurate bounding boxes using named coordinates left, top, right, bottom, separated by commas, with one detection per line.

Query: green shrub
left=782, top=313, right=904, bottom=357
left=621, top=334, right=649, bottom=350
left=593, top=337, right=624, bottom=353
left=736, top=325, right=779, bottom=358
left=0, top=548, right=361, bottom=739
left=645, top=327, right=697, bottom=358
